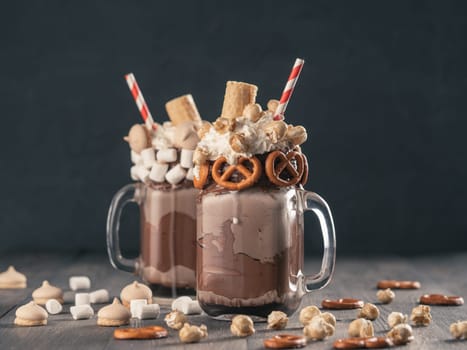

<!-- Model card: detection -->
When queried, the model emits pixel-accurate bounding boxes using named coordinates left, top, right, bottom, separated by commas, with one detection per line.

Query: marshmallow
left=75, top=293, right=91, bottom=306
left=45, top=299, right=63, bottom=315
left=181, top=301, right=203, bottom=315
left=180, top=149, right=194, bottom=168
left=134, top=304, right=160, bottom=320
left=157, top=148, right=177, bottom=163
left=69, top=276, right=91, bottom=291
left=130, top=299, right=147, bottom=318
left=186, top=167, right=194, bottom=181
left=89, top=289, right=109, bottom=304
left=149, top=163, right=169, bottom=183
left=70, top=305, right=94, bottom=320
left=172, top=296, right=192, bottom=311
left=141, top=148, right=156, bottom=168
left=131, top=165, right=149, bottom=182
left=165, top=164, right=187, bottom=185
left=131, top=150, right=142, bottom=165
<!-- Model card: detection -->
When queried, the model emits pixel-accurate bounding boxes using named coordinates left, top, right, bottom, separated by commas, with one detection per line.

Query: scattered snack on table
left=114, top=325, right=168, bottom=340
left=387, top=312, right=408, bottom=328
left=75, top=293, right=90, bottom=306
left=322, top=298, right=364, bottom=310
left=377, top=280, right=420, bottom=289
left=134, top=304, right=160, bottom=320
left=419, top=294, right=464, bottom=306
left=333, top=337, right=393, bottom=349
left=299, top=305, right=321, bottom=326
left=267, top=311, right=288, bottom=330
left=32, top=281, right=64, bottom=305
left=165, top=310, right=187, bottom=330
left=130, top=299, right=147, bottom=318
left=70, top=305, right=94, bottom=320
left=348, top=318, right=374, bottom=337
left=45, top=299, right=63, bottom=315
left=303, top=315, right=335, bottom=340
left=357, top=303, right=380, bottom=320
left=410, top=305, right=432, bottom=326
left=171, top=296, right=202, bottom=315
left=120, top=281, right=152, bottom=307
left=230, top=315, right=255, bottom=337
left=69, top=276, right=91, bottom=291
left=376, top=288, right=395, bottom=304
left=97, top=298, right=131, bottom=326
left=321, top=312, right=337, bottom=327
left=179, top=323, right=208, bottom=343
left=450, top=320, right=467, bottom=340
left=387, top=323, right=414, bottom=345
left=89, top=289, right=110, bottom=304
left=14, top=301, right=48, bottom=326
left=0, top=266, right=27, bottom=289
left=264, top=334, right=307, bottom=349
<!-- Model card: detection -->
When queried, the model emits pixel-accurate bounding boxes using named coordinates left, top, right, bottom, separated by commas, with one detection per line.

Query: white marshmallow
left=141, top=148, right=156, bottom=168
left=89, top=289, right=109, bottom=304
left=75, top=293, right=91, bottom=306
left=185, top=167, right=194, bottom=181
left=131, top=150, right=142, bottom=165
left=45, top=299, right=63, bottom=315
left=157, top=148, right=177, bottom=163
left=172, top=296, right=192, bottom=311
left=149, top=163, right=169, bottom=183
left=130, top=299, right=147, bottom=318
left=181, top=300, right=203, bottom=315
left=131, top=165, right=149, bottom=182
left=69, top=276, right=91, bottom=291
left=180, top=149, right=194, bottom=168
left=70, top=305, right=94, bottom=320
left=134, top=304, right=160, bottom=320
left=165, top=164, right=186, bottom=185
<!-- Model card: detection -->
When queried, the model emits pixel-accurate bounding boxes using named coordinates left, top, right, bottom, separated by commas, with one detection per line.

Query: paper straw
left=124, top=73, right=156, bottom=130
left=273, top=58, right=305, bottom=121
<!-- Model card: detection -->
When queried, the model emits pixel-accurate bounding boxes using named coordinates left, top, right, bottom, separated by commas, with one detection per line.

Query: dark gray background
left=1, top=1, right=466, bottom=256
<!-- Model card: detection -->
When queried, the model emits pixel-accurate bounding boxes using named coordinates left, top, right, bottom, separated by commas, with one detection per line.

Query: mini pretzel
left=322, top=298, right=364, bottom=310
left=333, top=337, right=393, bottom=349
left=377, top=280, right=420, bottom=289
left=300, top=153, right=309, bottom=186
left=419, top=294, right=464, bottom=306
left=263, top=334, right=307, bottom=349
left=265, top=150, right=304, bottom=186
left=113, top=325, right=168, bottom=340
left=212, top=156, right=262, bottom=190
left=193, top=163, right=209, bottom=189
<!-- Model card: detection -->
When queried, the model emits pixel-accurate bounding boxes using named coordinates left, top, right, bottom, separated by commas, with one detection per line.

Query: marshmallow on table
left=70, top=305, right=94, bottom=320
left=131, top=165, right=149, bottom=182
left=141, top=148, right=156, bottom=168
left=186, top=167, right=194, bottom=181
left=165, top=164, right=186, bottom=185
left=69, top=276, right=91, bottom=291
left=45, top=299, right=63, bottom=315
left=172, top=296, right=192, bottom=311
left=89, top=289, right=109, bottom=304
left=180, top=149, right=194, bottom=168
left=157, top=148, right=177, bottom=163
left=134, top=304, right=160, bottom=320
left=130, top=299, right=147, bottom=318
left=149, top=163, right=169, bottom=183
left=171, top=296, right=202, bottom=315
left=131, top=150, right=142, bottom=165
left=75, top=293, right=91, bottom=306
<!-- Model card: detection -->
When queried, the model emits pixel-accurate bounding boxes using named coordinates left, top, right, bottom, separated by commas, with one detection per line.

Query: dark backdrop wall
left=1, top=1, right=466, bottom=256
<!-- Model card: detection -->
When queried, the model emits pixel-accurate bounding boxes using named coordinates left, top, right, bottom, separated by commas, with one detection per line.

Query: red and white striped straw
left=273, top=58, right=305, bottom=121
left=124, top=73, right=156, bottom=130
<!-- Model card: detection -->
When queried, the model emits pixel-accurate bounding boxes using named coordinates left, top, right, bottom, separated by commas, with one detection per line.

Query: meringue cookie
left=32, top=281, right=64, bottom=305
left=174, top=122, right=200, bottom=150
left=0, top=266, right=27, bottom=289
left=14, top=301, right=48, bottom=326
left=97, top=298, right=131, bottom=326
left=120, top=281, right=152, bottom=308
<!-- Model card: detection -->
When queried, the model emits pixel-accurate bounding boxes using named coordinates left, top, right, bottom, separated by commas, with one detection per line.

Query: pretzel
left=212, top=156, right=262, bottom=190
left=263, top=334, right=307, bottom=349
left=113, top=325, right=168, bottom=340
left=300, top=153, right=309, bottom=186
left=419, top=294, right=464, bottom=306
left=322, top=298, right=364, bottom=310
left=265, top=150, right=304, bottom=187
left=333, top=337, right=393, bottom=349
left=193, top=163, right=209, bottom=189
left=377, top=280, right=420, bottom=289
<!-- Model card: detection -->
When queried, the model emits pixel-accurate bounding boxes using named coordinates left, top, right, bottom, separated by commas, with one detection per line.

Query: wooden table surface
left=0, top=252, right=466, bottom=349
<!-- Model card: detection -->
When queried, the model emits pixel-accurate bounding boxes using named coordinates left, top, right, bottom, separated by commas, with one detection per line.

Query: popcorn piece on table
left=157, top=148, right=177, bottom=163
left=89, top=289, right=110, bottom=304
left=45, top=299, right=63, bottom=315
left=70, top=305, right=94, bottom=320
left=149, top=163, right=169, bottom=183
left=165, top=165, right=186, bottom=185
left=69, top=276, right=91, bottom=291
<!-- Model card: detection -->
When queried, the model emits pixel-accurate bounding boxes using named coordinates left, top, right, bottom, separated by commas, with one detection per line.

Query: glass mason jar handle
left=106, top=183, right=142, bottom=273
left=301, top=190, right=336, bottom=292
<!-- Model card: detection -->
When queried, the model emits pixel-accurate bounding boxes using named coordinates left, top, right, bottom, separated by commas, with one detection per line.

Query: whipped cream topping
left=16, top=301, right=48, bottom=321
left=97, top=298, right=131, bottom=321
